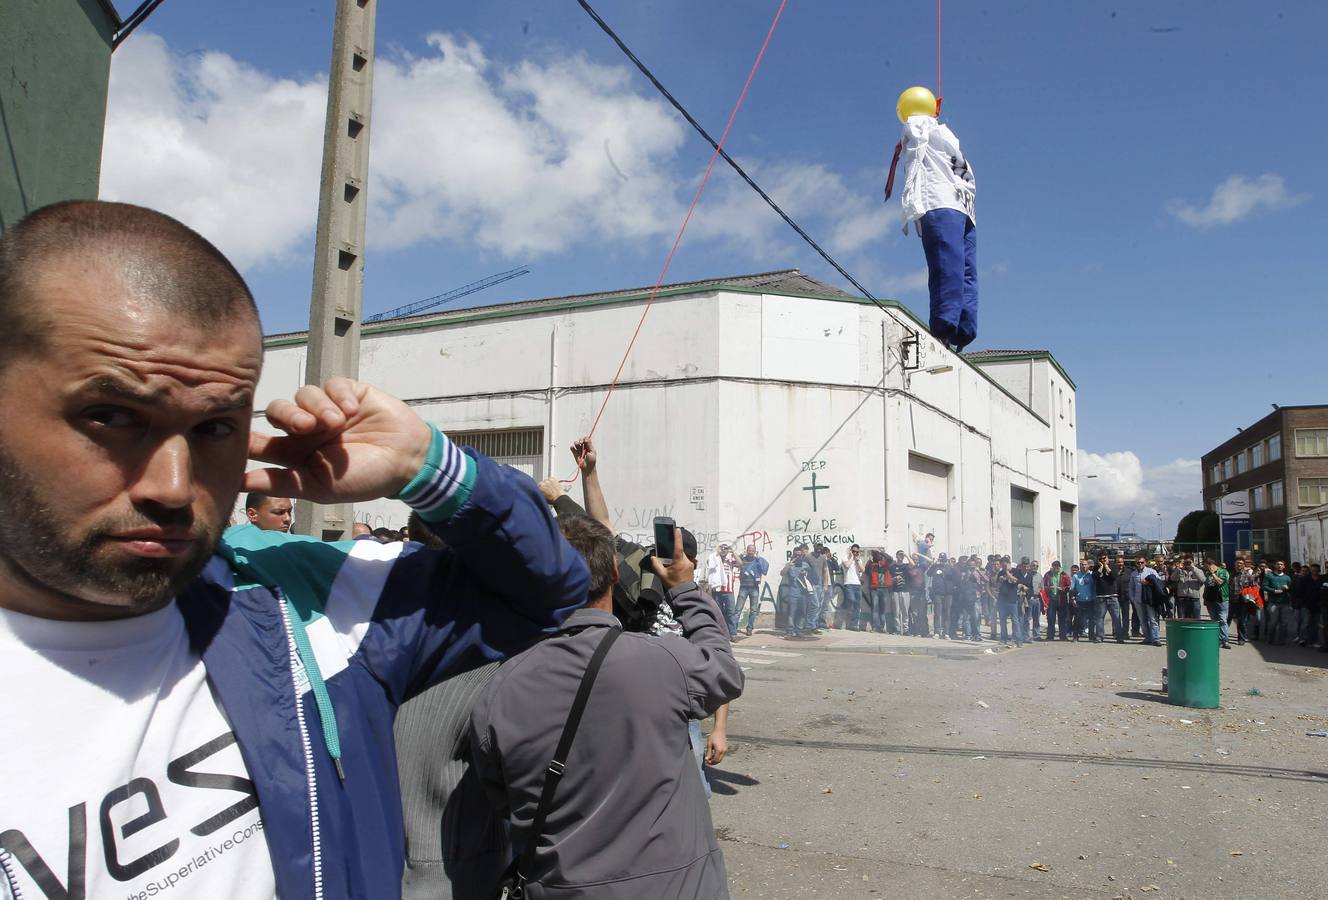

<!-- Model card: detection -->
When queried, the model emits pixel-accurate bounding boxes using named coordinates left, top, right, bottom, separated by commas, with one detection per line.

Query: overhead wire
left=113, top=0, right=170, bottom=49
left=575, top=0, right=889, bottom=312
left=560, top=0, right=791, bottom=483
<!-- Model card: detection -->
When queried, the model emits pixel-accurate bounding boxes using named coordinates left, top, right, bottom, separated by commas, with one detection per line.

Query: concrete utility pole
left=296, top=0, right=378, bottom=541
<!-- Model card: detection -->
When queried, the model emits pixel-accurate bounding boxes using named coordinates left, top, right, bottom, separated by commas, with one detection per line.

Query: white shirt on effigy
left=0, top=602, right=277, bottom=900
left=899, top=114, right=976, bottom=232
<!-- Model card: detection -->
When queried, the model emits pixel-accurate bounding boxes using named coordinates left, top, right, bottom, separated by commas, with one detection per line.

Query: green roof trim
left=263, top=280, right=1064, bottom=425
left=262, top=281, right=879, bottom=346
left=959, top=351, right=1077, bottom=392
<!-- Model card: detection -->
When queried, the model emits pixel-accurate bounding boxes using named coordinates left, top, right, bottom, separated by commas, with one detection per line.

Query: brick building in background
left=1201, top=405, right=1328, bottom=560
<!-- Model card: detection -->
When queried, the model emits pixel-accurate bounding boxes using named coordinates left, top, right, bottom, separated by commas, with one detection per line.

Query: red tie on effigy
left=883, top=141, right=903, bottom=201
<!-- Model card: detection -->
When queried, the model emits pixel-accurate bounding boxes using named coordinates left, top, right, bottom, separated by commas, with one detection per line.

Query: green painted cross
left=803, top=471, right=829, bottom=512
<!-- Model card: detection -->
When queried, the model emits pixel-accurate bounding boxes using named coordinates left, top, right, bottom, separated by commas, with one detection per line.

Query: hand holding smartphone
left=653, top=516, right=677, bottom=565
left=649, top=519, right=694, bottom=589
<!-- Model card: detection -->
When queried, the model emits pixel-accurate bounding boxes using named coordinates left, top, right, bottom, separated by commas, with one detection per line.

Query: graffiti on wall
left=356, top=510, right=405, bottom=530
left=800, top=460, right=830, bottom=513
left=615, top=528, right=795, bottom=555
left=784, top=517, right=856, bottom=547
left=737, top=530, right=774, bottom=551
left=613, top=505, right=676, bottom=529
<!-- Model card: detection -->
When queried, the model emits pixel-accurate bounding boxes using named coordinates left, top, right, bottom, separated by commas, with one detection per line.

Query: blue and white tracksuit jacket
left=170, top=426, right=587, bottom=899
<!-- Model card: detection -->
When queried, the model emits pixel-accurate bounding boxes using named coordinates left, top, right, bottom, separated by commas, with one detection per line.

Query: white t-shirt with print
left=0, top=602, right=278, bottom=900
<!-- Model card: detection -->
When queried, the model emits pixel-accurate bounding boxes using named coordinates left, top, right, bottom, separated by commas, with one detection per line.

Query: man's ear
left=611, top=556, right=620, bottom=585
left=246, top=508, right=258, bottom=525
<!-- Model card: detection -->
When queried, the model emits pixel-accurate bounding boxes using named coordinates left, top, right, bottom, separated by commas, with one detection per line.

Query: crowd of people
left=701, top=535, right=1328, bottom=654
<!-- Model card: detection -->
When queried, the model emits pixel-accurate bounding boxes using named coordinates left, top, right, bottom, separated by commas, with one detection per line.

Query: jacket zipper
left=280, top=600, right=325, bottom=900
left=0, top=847, right=24, bottom=900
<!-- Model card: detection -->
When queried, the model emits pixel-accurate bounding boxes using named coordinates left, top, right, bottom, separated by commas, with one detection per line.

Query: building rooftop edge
left=960, top=349, right=1077, bottom=392
left=1200, top=405, right=1328, bottom=462
left=97, top=0, right=124, bottom=28
left=262, top=272, right=1076, bottom=425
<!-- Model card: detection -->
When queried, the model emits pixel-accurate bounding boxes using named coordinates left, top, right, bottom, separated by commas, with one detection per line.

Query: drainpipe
left=881, top=319, right=891, bottom=544
left=546, top=323, right=557, bottom=478
left=956, top=367, right=964, bottom=555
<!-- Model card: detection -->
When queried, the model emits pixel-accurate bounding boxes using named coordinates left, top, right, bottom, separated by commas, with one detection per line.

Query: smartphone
left=653, top=516, right=677, bottom=565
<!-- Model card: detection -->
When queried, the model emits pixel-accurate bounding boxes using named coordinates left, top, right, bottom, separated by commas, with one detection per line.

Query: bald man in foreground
left=0, top=201, right=589, bottom=899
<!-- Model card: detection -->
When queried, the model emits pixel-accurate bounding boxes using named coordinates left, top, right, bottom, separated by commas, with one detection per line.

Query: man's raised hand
left=650, top=529, right=695, bottom=589
left=245, top=378, right=432, bottom=504
left=538, top=478, right=565, bottom=504
left=570, top=437, right=597, bottom=475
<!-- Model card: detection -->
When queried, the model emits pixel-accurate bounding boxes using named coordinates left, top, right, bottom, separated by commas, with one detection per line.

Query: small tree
left=1173, top=510, right=1206, bottom=545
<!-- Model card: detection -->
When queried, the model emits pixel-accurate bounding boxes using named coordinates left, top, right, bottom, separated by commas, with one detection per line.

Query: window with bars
left=449, top=428, right=545, bottom=480
left=1294, top=428, right=1328, bottom=458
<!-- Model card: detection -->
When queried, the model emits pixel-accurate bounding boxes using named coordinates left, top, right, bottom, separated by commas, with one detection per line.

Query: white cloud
left=368, top=35, right=686, bottom=256
left=1079, top=450, right=1202, bottom=536
left=1168, top=173, right=1308, bottom=228
left=101, top=32, right=890, bottom=278
left=689, top=160, right=891, bottom=256
left=102, top=33, right=686, bottom=269
left=877, top=267, right=929, bottom=296
left=101, top=34, right=326, bottom=269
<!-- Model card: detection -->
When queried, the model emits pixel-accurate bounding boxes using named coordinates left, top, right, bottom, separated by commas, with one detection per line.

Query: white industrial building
left=255, top=270, right=1080, bottom=566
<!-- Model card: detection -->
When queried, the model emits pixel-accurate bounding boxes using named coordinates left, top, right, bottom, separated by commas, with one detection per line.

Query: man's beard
left=0, top=442, right=224, bottom=610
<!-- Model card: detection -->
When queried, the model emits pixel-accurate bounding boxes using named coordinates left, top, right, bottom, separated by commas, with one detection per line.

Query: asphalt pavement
left=709, top=624, right=1328, bottom=899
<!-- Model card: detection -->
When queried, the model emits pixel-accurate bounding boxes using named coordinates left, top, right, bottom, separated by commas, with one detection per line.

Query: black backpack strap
left=514, top=625, right=622, bottom=889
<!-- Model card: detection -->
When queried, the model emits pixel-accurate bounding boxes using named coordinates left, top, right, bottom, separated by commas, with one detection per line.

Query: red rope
left=935, top=0, right=943, bottom=115
left=561, top=0, right=790, bottom=484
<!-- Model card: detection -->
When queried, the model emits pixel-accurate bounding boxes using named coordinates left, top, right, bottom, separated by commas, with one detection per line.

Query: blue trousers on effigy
left=917, top=208, right=978, bottom=349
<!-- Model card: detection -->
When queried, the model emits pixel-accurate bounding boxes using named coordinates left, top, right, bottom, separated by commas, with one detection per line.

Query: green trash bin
left=1165, top=619, right=1221, bottom=708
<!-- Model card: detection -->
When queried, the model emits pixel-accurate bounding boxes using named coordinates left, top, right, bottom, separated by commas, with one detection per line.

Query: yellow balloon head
left=896, top=86, right=938, bottom=123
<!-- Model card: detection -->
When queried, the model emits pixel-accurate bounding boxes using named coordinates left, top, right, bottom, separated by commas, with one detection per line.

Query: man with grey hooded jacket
left=1169, top=556, right=1207, bottom=619
left=469, top=515, right=744, bottom=898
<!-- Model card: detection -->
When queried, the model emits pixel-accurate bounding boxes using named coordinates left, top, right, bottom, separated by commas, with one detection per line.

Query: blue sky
left=102, top=1, right=1325, bottom=535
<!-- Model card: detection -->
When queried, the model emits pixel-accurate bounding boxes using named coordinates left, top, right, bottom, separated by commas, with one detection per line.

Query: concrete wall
left=257, top=290, right=1079, bottom=567
left=0, top=0, right=116, bottom=231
